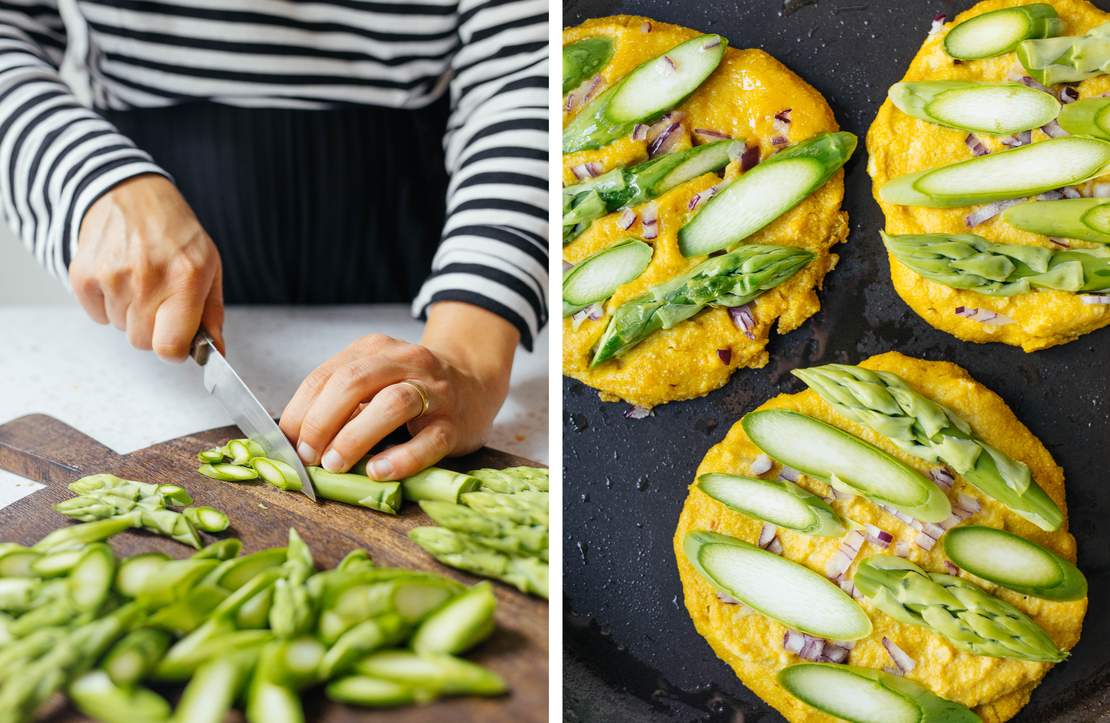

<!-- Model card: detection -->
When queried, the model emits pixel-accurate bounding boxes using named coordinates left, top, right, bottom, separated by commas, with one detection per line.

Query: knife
left=190, top=331, right=317, bottom=501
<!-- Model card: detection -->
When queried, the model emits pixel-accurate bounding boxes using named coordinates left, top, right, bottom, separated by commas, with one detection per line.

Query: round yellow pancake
left=674, top=352, right=1086, bottom=722
left=867, top=0, right=1110, bottom=352
left=563, top=17, right=849, bottom=408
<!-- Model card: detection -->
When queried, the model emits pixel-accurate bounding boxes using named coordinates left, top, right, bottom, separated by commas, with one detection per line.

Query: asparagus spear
left=779, top=663, right=980, bottom=723
left=678, top=131, right=856, bottom=257
left=1058, top=97, right=1110, bottom=140
left=399, top=467, right=481, bottom=504
left=245, top=638, right=325, bottom=723
left=590, top=244, right=814, bottom=365
left=34, top=510, right=143, bottom=552
left=563, top=141, right=737, bottom=243
left=469, top=466, right=549, bottom=493
left=69, top=474, right=193, bottom=507
left=1002, top=198, right=1110, bottom=246
left=409, top=527, right=549, bottom=598
left=695, top=473, right=847, bottom=536
left=563, top=239, right=654, bottom=316
left=226, top=438, right=267, bottom=465
left=460, top=490, right=548, bottom=527
left=854, top=556, right=1065, bottom=662
left=198, top=463, right=260, bottom=482
left=103, top=628, right=172, bottom=687
left=197, top=447, right=225, bottom=464
left=1018, top=21, right=1110, bottom=85
left=320, top=613, right=409, bottom=677
left=563, top=36, right=613, bottom=94
left=880, top=136, right=1110, bottom=208
left=944, top=526, right=1086, bottom=600
left=69, top=670, right=171, bottom=723
left=944, top=3, right=1064, bottom=60
left=251, top=457, right=303, bottom=490
left=307, top=467, right=402, bottom=514
left=419, top=501, right=548, bottom=557
left=353, top=650, right=507, bottom=697
left=172, top=646, right=261, bottom=723
left=792, top=363, right=1063, bottom=531
left=193, top=538, right=242, bottom=561
left=889, top=80, right=1059, bottom=135
left=563, top=35, right=726, bottom=152
left=881, top=231, right=1110, bottom=295
left=326, top=675, right=430, bottom=707
left=0, top=547, right=39, bottom=578
left=411, top=582, right=496, bottom=655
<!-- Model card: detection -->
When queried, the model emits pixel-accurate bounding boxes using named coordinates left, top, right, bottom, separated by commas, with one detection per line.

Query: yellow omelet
left=674, top=352, right=1085, bottom=722
left=562, top=17, right=849, bottom=409
left=867, top=0, right=1110, bottom=352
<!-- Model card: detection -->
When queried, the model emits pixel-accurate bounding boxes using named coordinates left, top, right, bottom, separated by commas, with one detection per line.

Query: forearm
left=421, top=301, right=518, bottom=402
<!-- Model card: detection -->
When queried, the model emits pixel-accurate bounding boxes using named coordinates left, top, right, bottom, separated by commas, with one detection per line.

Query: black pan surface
left=562, top=1, right=1110, bottom=720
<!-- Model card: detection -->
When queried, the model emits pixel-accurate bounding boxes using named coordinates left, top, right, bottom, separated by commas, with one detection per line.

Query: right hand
left=70, top=174, right=224, bottom=362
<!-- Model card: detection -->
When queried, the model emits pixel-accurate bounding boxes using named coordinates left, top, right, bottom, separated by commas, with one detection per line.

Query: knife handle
left=191, top=330, right=214, bottom=366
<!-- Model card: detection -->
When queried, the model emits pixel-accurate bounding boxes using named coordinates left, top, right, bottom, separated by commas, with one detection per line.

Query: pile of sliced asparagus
left=410, top=467, right=550, bottom=599
left=0, top=523, right=506, bottom=722
left=53, top=474, right=230, bottom=550
left=199, top=440, right=550, bottom=598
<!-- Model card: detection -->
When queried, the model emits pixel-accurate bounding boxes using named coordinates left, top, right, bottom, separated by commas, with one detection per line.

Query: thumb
left=202, top=261, right=226, bottom=354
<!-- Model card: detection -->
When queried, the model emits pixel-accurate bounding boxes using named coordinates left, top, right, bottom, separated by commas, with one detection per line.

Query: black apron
left=104, top=98, right=450, bottom=304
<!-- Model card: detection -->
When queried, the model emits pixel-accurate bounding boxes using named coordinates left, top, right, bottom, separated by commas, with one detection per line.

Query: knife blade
left=190, top=331, right=316, bottom=501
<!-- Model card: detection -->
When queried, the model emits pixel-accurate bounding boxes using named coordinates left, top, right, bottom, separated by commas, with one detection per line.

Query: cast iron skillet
left=562, top=1, right=1110, bottom=720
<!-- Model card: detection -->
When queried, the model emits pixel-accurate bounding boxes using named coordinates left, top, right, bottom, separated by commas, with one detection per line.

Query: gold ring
left=399, top=380, right=430, bottom=419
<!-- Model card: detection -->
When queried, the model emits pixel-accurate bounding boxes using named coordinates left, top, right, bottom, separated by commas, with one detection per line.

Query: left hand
left=278, top=302, right=519, bottom=480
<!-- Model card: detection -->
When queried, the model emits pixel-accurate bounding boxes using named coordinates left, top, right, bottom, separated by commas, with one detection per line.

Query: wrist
left=421, top=301, right=518, bottom=395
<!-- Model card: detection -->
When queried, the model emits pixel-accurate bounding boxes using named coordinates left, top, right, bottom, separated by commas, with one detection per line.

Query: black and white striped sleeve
left=412, top=0, right=548, bottom=351
left=0, top=0, right=167, bottom=281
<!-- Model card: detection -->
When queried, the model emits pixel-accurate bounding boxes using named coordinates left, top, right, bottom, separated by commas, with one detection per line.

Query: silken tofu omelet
left=675, top=352, right=1085, bottom=722
left=868, top=0, right=1110, bottom=352
left=563, top=17, right=849, bottom=409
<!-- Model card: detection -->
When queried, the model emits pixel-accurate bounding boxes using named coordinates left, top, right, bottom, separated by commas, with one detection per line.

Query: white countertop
left=0, top=305, right=548, bottom=509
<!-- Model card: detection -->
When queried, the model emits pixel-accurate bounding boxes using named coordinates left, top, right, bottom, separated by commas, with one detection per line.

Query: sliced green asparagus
left=307, top=467, right=402, bottom=514
left=354, top=650, right=507, bottom=697
left=183, top=506, right=231, bottom=533
left=944, top=3, right=1064, bottom=60
left=696, top=473, right=846, bottom=536
left=251, top=457, right=303, bottom=491
left=399, top=467, right=481, bottom=504
left=1002, top=198, right=1110, bottom=245
left=563, top=140, right=737, bottom=243
left=326, top=675, right=429, bottom=707
left=469, top=466, right=549, bottom=493
left=880, top=136, right=1110, bottom=208
left=419, top=501, right=548, bottom=557
left=411, top=581, right=496, bottom=655
left=563, top=37, right=613, bottom=94
left=563, top=35, right=726, bottom=152
left=944, top=526, right=1086, bottom=600
left=563, top=239, right=653, bottom=316
left=678, top=131, right=856, bottom=257
left=198, top=463, right=260, bottom=482
left=792, top=363, right=1063, bottom=531
left=854, top=556, right=1065, bottom=662
left=590, top=244, right=813, bottom=365
left=889, top=81, right=1060, bottom=134
left=742, top=410, right=952, bottom=523
left=779, top=663, right=981, bottom=723
left=69, top=670, right=171, bottom=723
left=1058, top=97, right=1110, bottom=140
left=683, top=530, right=872, bottom=640
left=882, top=231, right=1110, bottom=295
left=1018, top=21, right=1110, bottom=85
left=409, top=527, right=548, bottom=598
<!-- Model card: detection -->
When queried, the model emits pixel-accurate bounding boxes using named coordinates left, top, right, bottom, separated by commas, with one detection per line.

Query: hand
left=70, top=174, right=224, bottom=361
left=279, top=302, right=519, bottom=480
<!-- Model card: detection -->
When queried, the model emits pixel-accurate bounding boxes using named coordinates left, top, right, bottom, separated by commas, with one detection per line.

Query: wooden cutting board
left=0, top=414, right=548, bottom=723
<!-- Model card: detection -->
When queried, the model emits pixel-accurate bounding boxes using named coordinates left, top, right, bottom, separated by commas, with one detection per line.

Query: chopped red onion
left=1093, top=183, right=1110, bottom=198
left=648, top=122, right=681, bottom=157
left=749, top=454, right=773, bottom=476
left=965, top=133, right=989, bottom=156
left=929, top=467, right=955, bottom=489
left=882, top=637, right=917, bottom=673
left=838, top=578, right=863, bottom=600
left=826, top=550, right=854, bottom=580
left=938, top=513, right=962, bottom=531
left=702, top=37, right=721, bottom=49
left=771, top=135, right=789, bottom=147
left=1041, top=119, right=1068, bottom=138
left=727, top=304, right=756, bottom=340
left=1049, top=237, right=1071, bottom=248
left=662, top=55, right=677, bottom=72
left=829, top=486, right=853, bottom=501
left=1001, top=130, right=1032, bottom=147
left=562, top=259, right=573, bottom=272
left=1061, top=186, right=1082, bottom=199
left=640, top=20, right=651, bottom=32
left=717, top=348, right=732, bottom=365
left=1059, top=85, right=1079, bottom=104
left=1080, top=294, right=1110, bottom=305
left=799, top=636, right=826, bottom=661
left=571, top=164, right=593, bottom=180
left=766, top=538, right=784, bottom=555
left=694, top=128, right=731, bottom=143
left=689, top=185, right=720, bottom=210
left=1020, top=75, right=1052, bottom=94
left=784, top=630, right=806, bottom=654
left=774, top=108, right=792, bottom=129
left=921, top=521, right=945, bottom=539
left=758, top=523, right=777, bottom=549
left=865, top=524, right=894, bottom=548
left=717, top=591, right=740, bottom=604
left=1037, top=189, right=1065, bottom=200
left=955, top=493, right=980, bottom=513
left=624, top=405, right=653, bottom=419
left=914, top=532, right=937, bottom=551
left=929, top=12, right=947, bottom=35
left=642, top=223, right=658, bottom=240
left=954, top=306, right=1015, bottom=326
left=877, top=502, right=916, bottom=527
left=565, top=75, right=602, bottom=113
left=779, top=466, right=800, bottom=483
left=632, top=123, right=649, bottom=141
left=571, top=302, right=604, bottom=330
left=617, top=208, right=637, bottom=230
left=641, top=201, right=658, bottom=225
left=894, top=542, right=911, bottom=558
left=966, top=199, right=1022, bottom=226
left=740, top=144, right=761, bottom=172
left=823, top=645, right=850, bottom=664
left=944, top=561, right=960, bottom=575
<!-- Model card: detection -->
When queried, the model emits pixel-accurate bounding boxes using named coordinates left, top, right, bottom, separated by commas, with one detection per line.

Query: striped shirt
left=0, top=0, right=549, bottom=348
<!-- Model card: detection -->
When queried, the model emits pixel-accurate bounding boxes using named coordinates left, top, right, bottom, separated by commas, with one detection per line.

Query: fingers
left=201, top=263, right=225, bottom=354
left=319, top=382, right=428, bottom=473
left=292, top=359, right=405, bottom=466
left=71, top=274, right=108, bottom=325
left=364, top=421, right=455, bottom=480
left=278, top=357, right=347, bottom=448
left=151, top=290, right=207, bottom=362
